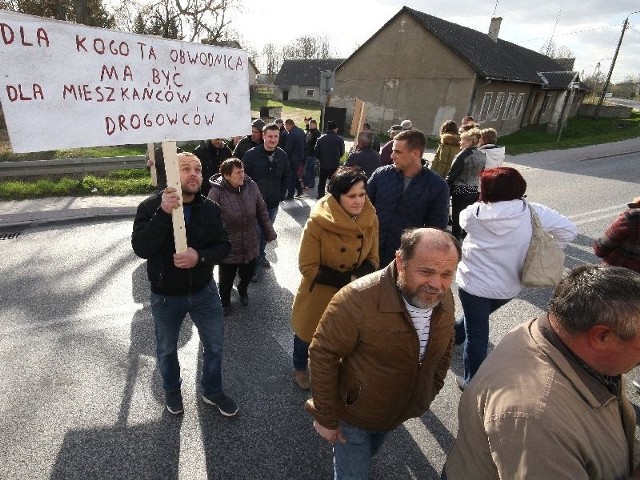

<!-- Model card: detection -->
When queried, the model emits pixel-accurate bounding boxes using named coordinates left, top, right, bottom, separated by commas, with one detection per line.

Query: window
left=540, top=94, right=552, bottom=116
left=502, top=93, right=515, bottom=120
left=478, top=92, right=493, bottom=122
left=513, top=93, right=525, bottom=118
left=306, top=89, right=315, bottom=97
left=492, top=93, right=505, bottom=120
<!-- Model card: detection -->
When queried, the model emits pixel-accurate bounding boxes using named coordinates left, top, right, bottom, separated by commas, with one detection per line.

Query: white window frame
left=492, top=92, right=505, bottom=120
left=513, top=93, right=525, bottom=118
left=478, top=92, right=493, bottom=122
left=502, top=93, right=515, bottom=120
left=306, top=88, right=315, bottom=97
left=541, top=93, right=552, bottom=116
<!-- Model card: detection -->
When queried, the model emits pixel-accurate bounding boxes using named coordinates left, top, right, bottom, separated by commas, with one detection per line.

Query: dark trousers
left=451, top=191, right=479, bottom=240
left=217, top=260, right=256, bottom=306
left=292, top=334, right=310, bottom=371
left=287, top=162, right=303, bottom=197
left=317, top=167, right=337, bottom=198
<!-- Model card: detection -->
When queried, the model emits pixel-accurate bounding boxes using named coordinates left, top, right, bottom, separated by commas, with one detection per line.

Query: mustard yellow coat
left=291, top=194, right=379, bottom=342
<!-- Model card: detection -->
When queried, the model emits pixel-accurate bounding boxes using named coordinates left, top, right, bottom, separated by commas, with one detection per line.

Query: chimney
left=488, top=17, right=502, bottom=42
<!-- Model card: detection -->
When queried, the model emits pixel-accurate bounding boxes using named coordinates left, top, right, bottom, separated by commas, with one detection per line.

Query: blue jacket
left=285, top=125, right=306, bottom=167
left=367, top=165, right=450, bottom=265
left=345, top=147, right=381, bottom=178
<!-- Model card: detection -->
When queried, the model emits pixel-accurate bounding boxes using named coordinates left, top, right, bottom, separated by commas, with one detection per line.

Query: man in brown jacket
left=305, top=228, right=460, bottom=479
left=444, top=264, right=640, bottom=479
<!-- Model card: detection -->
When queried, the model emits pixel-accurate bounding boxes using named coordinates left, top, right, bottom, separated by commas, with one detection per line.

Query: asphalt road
left=1, top=150, right=639, bottom=479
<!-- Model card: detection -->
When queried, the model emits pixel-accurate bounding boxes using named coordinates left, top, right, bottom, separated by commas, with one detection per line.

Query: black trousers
left=217, top=259, right=256, bottom=306
left=317, top=167, right=337, bottom=198
left=451, top=191, right=479, bottom=241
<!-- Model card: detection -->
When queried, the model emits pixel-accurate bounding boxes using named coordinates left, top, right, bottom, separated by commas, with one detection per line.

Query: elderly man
left=132, top=153, right=237, bottom=416
left=345, top=130, right=381, bottom=178
left=306, top=228, right=460, bottom=479
left=367, top=129, right=450, bottom=266
left=444, top=264, right=640, bottom=479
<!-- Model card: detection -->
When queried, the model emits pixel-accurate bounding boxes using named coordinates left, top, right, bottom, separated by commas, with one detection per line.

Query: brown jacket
left=305, top=262, right=454, bottom=431
left=430, top=133, right=460, bottom=178
left=291, top=194, right=379, bottom=342
left=207, top=174, right=276, bottom=264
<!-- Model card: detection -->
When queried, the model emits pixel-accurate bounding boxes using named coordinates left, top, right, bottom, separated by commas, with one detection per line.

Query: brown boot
left=294, top=370, right=310, bottom=390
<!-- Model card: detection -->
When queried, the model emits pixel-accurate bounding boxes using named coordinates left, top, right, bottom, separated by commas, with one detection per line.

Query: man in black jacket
left=193, top=138, right=233, bottom=196
left=243, top=123, right=290, bottom=273
left=132, top=152, right=237, bottom=417
left=315, top=120, right=345, bottom=199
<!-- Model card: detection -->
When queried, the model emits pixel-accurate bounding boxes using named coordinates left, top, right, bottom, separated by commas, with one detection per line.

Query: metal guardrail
left=0, top=156, right=147, bottom=178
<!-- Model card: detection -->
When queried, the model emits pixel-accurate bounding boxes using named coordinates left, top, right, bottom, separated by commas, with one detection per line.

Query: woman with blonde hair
left=290, top=166, right=379, bottom=389
left=446, top=128, right=486, bottom=241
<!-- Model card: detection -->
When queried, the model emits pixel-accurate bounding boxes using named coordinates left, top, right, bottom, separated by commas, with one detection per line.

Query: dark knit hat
left=252, top=118, right=265, bottom=130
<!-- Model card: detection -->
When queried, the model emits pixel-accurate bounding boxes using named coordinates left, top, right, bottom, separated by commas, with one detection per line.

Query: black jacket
left=131, top=192, right=231, bottom=296
left=305, top=128, right=321, bottom=156
left=193, top=140, right=233, bottom=196
left=315, top=130, right=345, bottom=170
left=242, top=145, right=290, bottom=209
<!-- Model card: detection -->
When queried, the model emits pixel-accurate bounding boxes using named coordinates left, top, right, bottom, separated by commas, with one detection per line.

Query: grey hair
left=549, top=264, right=640, bottom=340
left=358, top=131, right=374, bottom=148
left=397, top=228, right=461, bottom=263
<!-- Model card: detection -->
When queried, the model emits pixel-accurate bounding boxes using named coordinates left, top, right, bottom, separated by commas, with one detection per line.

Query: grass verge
left=0, top=169, right=155, bottom=199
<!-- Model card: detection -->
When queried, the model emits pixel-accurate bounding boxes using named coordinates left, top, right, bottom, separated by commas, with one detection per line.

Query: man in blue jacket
left=131, top=153, right=237, bottom=416
left=367, top=129, right=449, bottom=266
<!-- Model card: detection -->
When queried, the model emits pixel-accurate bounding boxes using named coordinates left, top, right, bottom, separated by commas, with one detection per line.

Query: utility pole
left=593, top=11, right=639, bottom=118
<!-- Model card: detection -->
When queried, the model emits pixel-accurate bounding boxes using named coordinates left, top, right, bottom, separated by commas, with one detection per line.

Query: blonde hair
left=460, top=128, right=481, bottom=146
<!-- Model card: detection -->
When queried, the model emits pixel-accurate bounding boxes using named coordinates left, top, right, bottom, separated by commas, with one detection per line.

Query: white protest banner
left=0, top=11, right=251, bottom=153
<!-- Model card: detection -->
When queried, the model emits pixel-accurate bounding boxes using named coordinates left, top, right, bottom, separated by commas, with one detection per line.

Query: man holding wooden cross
left=132, top=152, right=237, bottom=416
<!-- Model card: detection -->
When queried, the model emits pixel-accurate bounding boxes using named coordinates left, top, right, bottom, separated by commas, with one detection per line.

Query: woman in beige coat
left=430, top=120, right=460, bottom=178
left=291, top=167, right=379, bottom=389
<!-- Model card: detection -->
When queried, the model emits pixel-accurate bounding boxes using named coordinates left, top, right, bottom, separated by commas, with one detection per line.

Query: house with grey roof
left=274, top=58, right=345, bottom=103
left=329, top=6, right=588, bottom=136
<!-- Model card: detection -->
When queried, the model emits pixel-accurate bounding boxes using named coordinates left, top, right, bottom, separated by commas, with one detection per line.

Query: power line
left=519, top=23, right=621, bottom=44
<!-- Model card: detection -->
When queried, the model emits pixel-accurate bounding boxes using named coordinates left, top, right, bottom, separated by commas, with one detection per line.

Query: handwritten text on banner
left=0, top=11, right=251, bottom=152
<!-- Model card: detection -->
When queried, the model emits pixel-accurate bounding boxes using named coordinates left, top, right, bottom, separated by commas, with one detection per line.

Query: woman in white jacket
left=454, top=167, right=577, bottom=389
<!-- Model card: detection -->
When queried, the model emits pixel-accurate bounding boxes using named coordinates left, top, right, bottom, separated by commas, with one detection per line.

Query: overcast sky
left=229, top=0, right=640, bottom=84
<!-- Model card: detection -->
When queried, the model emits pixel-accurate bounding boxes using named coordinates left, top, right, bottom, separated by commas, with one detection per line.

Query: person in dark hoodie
left=193, top=138, right=233, bottom=196
left=233, top=118, right=265, bottom=160
left=208, top=158, right=276, bottom=315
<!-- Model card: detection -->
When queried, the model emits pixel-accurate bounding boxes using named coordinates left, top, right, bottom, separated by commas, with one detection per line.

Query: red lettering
left=1, top=23, right=15, bottom=44
left=19, top=26, right=32, bottom=46
left=75, top=35, right=87, bottom=52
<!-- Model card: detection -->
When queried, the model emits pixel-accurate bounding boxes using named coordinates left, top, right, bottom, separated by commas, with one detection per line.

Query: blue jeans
left=292, top=334, right=310, bottom=371
left=455, top=288, right=511, bottom=387
left=258, top=206, right=279, bottom=260
left=333, top=421, right=389, bottom=480
left=304, top=156, right=317, bottom=188
left=150, top=280, right=224, bottom=396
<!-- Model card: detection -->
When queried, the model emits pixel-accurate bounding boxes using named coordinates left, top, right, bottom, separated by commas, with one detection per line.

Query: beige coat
left=445, top=315, right=639, bottom=479
left=291, top=194, right=379, bottom=342
left=431, top=133, right=460, bottom=178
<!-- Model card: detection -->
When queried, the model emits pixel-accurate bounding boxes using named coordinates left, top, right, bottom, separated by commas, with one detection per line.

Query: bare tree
left=540, top=38, right=574, bottom=59
left=281, top=34, right=335, bottom=59
left=261, top=42, right=282, bottom=83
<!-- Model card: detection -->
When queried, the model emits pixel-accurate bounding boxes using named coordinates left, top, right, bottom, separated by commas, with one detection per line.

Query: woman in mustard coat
left=291, top=166, right=379, bottom=389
